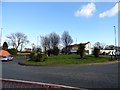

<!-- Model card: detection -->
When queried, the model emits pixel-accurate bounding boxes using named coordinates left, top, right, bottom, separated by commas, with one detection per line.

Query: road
left=2, top=56, right=119, bottom=89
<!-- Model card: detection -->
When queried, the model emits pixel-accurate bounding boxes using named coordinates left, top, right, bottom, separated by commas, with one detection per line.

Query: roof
left=0, top=50, right=11, bottom=56
left=67, top=44, right=79, bottom=48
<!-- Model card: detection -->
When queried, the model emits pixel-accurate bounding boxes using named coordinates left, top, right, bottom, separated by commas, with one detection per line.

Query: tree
left=7, top=32, right=29, bottom=50
left=61, top=31, right=73, bottom=54
left=40, top=32, right=60, bottom=56
left=40, top=35, right=50, bottom=52
left=31, top=45, right=42, bottom=53
left=49, top=32, right=60, bottom=49
left=100, top=43, right=106, bottom=50
left=108, top=45, right=115, bottom=50
left=93, top=47, right=100, bottom=57
left=31, top=43, right=35, bottom=51
left=20, top=36, right=29, bottom=52
left=2, top=42, right=8, bottom=50
left=94, top=42, right=106, bottom=49
left=94, top=42, right=101, bottom=49
left=52, top=47, right=59, bottom=55
left=93, top=42, right=101, bottom=57
left=78, top=42, right=90, bottom=59
left=49, top=32, right=60, bottom=55
left=8, top=48, right=17, bottom=55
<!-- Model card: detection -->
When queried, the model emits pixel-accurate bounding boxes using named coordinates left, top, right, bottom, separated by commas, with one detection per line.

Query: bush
left=42, top=53, right=48, bottom=61
left=29, top=52, right=47, bottom=62
left=21, top=51, right=32, bottom=53
left=8, top=48, right=17, bottom=55
left=78, top=44, right=85, bottom=59
left=93, top=47, right=100, bottom=57
left=53, top=47, right=59, bottom=55
left=36, top=52, right=42, bottom=62
left=29, top=52, right=35, bottom=60
left=47, top=47, right=59, bottom=56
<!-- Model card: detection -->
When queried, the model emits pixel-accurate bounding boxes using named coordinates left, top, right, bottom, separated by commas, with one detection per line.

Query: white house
left=67, top=42, right=93, bottom=55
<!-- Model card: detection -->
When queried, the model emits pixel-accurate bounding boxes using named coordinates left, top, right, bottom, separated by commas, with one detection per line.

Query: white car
left=0, top=56, right=13, bottom=61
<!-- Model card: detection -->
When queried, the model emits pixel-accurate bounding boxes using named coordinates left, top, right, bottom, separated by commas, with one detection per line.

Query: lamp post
left=114, top=26, right=117, bottom=48
left=113, top=26, right=117, bottom=60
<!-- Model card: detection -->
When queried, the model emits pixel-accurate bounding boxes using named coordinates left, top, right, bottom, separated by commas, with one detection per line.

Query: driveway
left=2, top=56, right=119, bottom=89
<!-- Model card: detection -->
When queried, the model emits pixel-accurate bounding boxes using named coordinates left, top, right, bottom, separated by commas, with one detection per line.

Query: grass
left=21, top=54, right=113, bottom=66
left=18, top=53, right=30, bottom=56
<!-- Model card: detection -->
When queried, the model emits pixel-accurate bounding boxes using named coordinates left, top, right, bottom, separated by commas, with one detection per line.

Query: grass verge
left=20, top=54, right=114, bottom=66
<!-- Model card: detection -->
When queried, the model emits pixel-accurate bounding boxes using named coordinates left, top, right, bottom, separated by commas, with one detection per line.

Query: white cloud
left=99, top=3, right=120, bottom=18
left=75, top=3, right=96, bottom=17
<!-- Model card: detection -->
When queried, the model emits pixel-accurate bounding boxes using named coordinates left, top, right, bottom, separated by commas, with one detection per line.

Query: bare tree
left=100, top=43, right=106, bottom=50
left=7, top=33, right=16, bottom=48
left=20, top=36, right=29, bottom=51
left=40, top=35, right=50, bottom=52
left=49, top=32, right=60, bottom=49
left=61, top=31, right=73, bottom=54
left=7, top=32, right=29, bottom=50
left=94, top=42, right=106, bottom=49
left=31, top=43, right=36, bottom=51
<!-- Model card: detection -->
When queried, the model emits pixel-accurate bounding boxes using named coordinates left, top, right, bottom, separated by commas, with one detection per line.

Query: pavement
left=2, top=56, right=119, bottom=89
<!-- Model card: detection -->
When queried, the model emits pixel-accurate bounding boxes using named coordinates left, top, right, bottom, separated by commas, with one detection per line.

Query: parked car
left=0, top=56, right=13, bottom=61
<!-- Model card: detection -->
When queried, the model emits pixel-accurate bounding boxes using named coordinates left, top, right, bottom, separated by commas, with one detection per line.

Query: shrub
left=29, top=52, right=47, bottom=62
left=93, top=47, right=100, bottom=57
left=21, top=51, right=32, bottom=53
left=78, top=44, right=85, bottom=59
left=53, top=47, right=59, bottom=55
left=36, top=52, right=42, bottom=62
left=47, top=47, right=59, bottom=56
left=29, top=52, right=35, bottom=60
left=8, top=48, right=17, bottom=55
left=42, top=53, right=48, bottom=61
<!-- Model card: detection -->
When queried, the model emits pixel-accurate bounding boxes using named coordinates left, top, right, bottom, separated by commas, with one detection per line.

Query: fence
left=0, top=78, right=81, bottom=90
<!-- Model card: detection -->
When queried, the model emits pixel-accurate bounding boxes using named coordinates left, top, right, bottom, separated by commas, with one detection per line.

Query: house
left=100, top=50, right=115, bottom=55
left=63, top=42, right=93, bottom=55
left=24, top=48, right=32, bottom=52
left=67, top=44, right=79, bottom=53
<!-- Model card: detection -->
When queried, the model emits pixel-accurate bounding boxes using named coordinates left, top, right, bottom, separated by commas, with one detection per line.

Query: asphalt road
left=2, top=56, right=119, bottom=89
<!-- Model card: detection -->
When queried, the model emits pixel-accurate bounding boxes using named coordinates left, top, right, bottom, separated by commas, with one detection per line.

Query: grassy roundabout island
left=20, top=54, right=114, bottom=66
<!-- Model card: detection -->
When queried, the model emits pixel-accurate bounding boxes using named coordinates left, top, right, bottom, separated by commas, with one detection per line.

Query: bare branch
left=6, top=32, right=29, bottom=50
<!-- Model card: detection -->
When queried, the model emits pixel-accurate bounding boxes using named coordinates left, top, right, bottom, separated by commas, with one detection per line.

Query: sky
left=1, top=1, right=119, bottom=49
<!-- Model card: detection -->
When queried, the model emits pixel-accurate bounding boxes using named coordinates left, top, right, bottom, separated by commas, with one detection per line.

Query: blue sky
left=1, top=2, right=119, bottom=48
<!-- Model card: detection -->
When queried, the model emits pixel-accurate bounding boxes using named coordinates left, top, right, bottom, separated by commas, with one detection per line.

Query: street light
left=113, top=26, right=117, bottom=48
left=113, top=26, right=117, bottom=60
